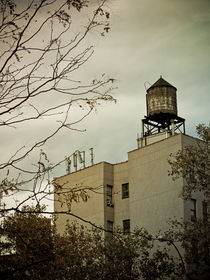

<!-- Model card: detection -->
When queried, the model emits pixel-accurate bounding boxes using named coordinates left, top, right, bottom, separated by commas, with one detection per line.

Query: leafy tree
left=168, top=124, right=210, bottom=279
left=163, top=218, right=210, bottom=280
left=0, top=205, right=53, bottom=279
left=168, top=123, right=209, bottom=202
left=0, top=207, right=183, bottom=280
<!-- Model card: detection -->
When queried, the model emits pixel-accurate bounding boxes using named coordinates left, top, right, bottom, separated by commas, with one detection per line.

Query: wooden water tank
left=146, top=77, right=177, bottom=118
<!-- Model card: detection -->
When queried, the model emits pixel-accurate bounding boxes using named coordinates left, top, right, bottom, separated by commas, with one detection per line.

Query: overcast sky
left=1, top=0, right=210, bottom=181
left=51, top=0, right=210, bottom=172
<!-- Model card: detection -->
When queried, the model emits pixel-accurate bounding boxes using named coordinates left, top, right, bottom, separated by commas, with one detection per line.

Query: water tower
left=140, top=76, right=185, bottom=142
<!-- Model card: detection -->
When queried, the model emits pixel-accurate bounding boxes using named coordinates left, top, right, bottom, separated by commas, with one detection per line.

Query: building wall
left=54, top=133, right=204, bottom=236
left=181, top=134, right=205, bottom=221
left=54, top=162, right=109, bottom=234
left=129, top=134, right=184, bottom=235
left=113, top=161, right=129, bottom=228
left=103, top=162, right=114, bottom=232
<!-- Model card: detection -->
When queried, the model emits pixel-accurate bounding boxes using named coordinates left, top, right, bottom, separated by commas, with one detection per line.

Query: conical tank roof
left=147, top=76, right=177, bottom=91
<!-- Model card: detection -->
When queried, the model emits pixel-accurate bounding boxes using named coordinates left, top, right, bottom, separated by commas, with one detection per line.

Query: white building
left=54, top=77, right=204, bottom=237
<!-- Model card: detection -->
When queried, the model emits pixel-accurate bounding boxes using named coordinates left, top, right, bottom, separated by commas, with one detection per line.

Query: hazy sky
left=56, top=0, right=210, bottom=168
left=1, top=0, right=210, bottom=180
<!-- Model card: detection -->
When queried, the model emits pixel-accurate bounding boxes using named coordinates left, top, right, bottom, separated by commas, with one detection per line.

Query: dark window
left=122, top=183, right=129, bottom=199
left=189, top=161, right=196, bottom=183
left=190, top=199, right=196, bottom=221
left=200, top=163, right=207, bottom=187
left=191, top=239, right=198, bottom=263
left=189, top=170, right=195, bottom=182
left=107, top=220, right=113, bottom=233
left=123, top=219, right=130, bottom=234
left=106, top=185, right=113, bottom=206
left=202, top=201, right=209, bottom=264
left=203, top=201, right=208, bottom=223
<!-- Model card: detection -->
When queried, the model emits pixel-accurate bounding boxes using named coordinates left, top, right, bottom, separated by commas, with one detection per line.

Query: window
left=107, top=220, right=113, bottom=233
left=123, top=219, right=130, bottom=234
left=106, top=185, right=113, bottom=206
left=203, top=201, right=208, bottom=223
left=202, top=201, right=209, bottom=264
left=122, top=183, right=129, bottom=199
left=189, top=161, right=195, bottom=183
left=190, top=199, right=196, bottom=221
left=200, top=163, right=207, bottom=187
left=189, top=170, right=195, bottom=182
left=191, top=239, right=198, bottom=263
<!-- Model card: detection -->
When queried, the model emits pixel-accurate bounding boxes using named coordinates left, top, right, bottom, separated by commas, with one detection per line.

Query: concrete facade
left=54, top=133, right=204, bottom=236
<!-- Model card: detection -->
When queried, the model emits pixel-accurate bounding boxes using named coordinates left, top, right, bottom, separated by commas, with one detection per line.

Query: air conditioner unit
left=107, top=200, right=114, bottom=207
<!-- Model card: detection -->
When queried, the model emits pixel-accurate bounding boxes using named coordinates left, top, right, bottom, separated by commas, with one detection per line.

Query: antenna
left=64, top=149, right=92, bottom=174
left=78, top=151, right=83, bottom=164
left=65, top=156, right=71, bottom=174
left=78, top=151, right=86, bottom=168
left=82, top=151, right=85, bottom=168
left=90, top=148, right=94, bottom=165
left=73, top=153, right=77, bottom=171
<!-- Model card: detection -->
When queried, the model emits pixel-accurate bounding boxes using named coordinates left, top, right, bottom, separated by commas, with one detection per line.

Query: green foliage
left=168, top=124, right=210, bottom=279
left=168, top=123, right=210, bottom=200
left=163, top=218, right=210, bottom=279
left=0, top=206, right=53, bottom=279
left=138, top=248, right=182, bottom=280
left=164, top=218, right=209, bottom=263
left=0, top=209, right=182, bottom=280
left=48, top=225, right=183, bottom=280
left=196, top=123, right=210, bottom=142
